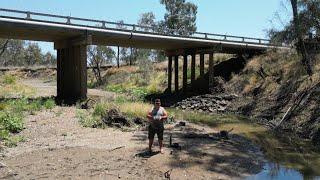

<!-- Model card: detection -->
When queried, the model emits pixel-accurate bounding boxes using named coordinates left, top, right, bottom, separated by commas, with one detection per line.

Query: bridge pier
left=166, top=50, right=216, bottom=94
left=191, top=53, right=196, bottom=86
left=174, top=55, right=179, bottom=92
left=55, top=36, right=91, bottom=104
left=183, top=54, right=188, bottom=92
left=200, top=53, right=205, bottom=77
left=167, top=56, right=172, bottom=93
left=208, top=52, right=215, bottom=92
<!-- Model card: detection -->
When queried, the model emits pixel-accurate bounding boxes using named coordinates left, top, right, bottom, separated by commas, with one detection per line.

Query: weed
left=76, top=109, right=104, bottom=128
left=44, top=99, right=56, bottom=109
left=0, top=111, right=23, bottom=133
left=2, top=74, right=16, bottom=84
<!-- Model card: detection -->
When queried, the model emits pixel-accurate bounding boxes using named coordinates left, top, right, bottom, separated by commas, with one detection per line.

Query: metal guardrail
left=0, top=8, right=273, bottom=45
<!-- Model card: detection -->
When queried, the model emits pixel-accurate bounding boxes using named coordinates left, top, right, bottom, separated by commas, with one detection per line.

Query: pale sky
left=1, top=0, right=291, bottom=53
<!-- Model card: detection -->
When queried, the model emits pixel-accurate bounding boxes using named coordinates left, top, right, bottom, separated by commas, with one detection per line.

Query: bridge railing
left=0, top=8, right=274, bottom=46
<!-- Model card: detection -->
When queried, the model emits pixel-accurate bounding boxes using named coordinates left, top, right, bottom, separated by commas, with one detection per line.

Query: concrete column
left=209, top=53, right=214, bottom=92
left=174, top=55, right=179, bottom=92
left=168, top=56, right=172, bottom=93
left=200, top=53, right=205, bottom=77
left=56, top=45, right=87, bottom=104
left=183, top=54, right=188, bottom=92
left=191, top=53, right=196, bottom=86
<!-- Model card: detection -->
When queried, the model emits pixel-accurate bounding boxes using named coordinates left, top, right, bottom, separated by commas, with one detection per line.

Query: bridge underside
left=0, top=17, right=274, bottom=103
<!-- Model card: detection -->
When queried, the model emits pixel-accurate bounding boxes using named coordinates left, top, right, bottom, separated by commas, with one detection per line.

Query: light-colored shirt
left=149, top=106, right=165, bottom=129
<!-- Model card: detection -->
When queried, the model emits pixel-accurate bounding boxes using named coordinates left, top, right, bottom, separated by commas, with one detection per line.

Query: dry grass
left=0, top=74, right=35, bottom=98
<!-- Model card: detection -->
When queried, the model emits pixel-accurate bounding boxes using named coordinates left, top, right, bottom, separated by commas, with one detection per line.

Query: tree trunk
left=291, top=0, right=313, bottom=76
left=0, top=40, right=9, bottom=66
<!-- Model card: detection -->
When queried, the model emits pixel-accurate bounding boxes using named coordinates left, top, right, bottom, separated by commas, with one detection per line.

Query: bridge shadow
left=130, top=123, right=264, bottom=178
left=145, top=56, right=247, bottom=107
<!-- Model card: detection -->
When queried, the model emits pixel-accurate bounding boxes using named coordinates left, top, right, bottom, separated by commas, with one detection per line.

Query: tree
left=43, top=52, right=56, bottom=66
left=269, top=0, right=320, bottom=43
left=0, top=39, right=25, bottom=66
left=159, top=0, right=198, bottom=35
left=87, top=45, right=115, bottom=85
left=138, top=12, right=157, bottom=32
left=0, top=39, right=9, bottom=59
left=269, top=0, right=318, bottom=76
left=24, top=42, right=42, bottom=66
left=290, top=0, right=313, bottom=75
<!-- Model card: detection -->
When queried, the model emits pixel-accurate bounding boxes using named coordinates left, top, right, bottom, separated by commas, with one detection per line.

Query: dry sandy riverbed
left=0, top=105, right=265, bottom=180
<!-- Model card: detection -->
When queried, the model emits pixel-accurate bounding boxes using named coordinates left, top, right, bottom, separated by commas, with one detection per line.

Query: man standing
left=147, top=99, right=168, bottom=153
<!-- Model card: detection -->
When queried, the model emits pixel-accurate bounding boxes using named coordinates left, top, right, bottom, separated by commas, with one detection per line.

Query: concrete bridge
left=0, top=8, right=287, bottom=103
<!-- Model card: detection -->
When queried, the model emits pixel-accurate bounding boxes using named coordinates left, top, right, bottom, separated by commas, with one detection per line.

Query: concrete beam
left=54, top=35, right=92, bottom=49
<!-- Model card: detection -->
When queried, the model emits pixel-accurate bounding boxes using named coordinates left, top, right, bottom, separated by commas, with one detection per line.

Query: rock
left=102, top=109, right=131, bottom=127
left=133, top=117, right=144, bottom=125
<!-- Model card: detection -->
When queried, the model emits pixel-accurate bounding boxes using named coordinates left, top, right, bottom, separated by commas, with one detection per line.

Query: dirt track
left=0, top=104, right=265, bottom=180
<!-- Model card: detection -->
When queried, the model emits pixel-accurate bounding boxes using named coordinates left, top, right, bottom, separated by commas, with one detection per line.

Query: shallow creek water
left=216, top=122, right=320, bottom=180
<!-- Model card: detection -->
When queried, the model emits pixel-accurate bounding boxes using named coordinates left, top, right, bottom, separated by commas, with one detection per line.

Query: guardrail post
left=205, top=33, right=208, bottom=39
left=242, top=37, right=245, bottom=42
left=133, top=25, right=136, bottom=31
left=26, top=12, right=31, bottom=19
left=102, top=21, right=106, bottom=28
left=224, top=35, right=227, bottom=40
left=67, top=17, right=71, bottom=24
left=259, top=39, right=262, bottom=44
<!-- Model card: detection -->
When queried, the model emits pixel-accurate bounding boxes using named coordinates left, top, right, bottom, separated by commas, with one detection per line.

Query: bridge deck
left=0, top=8, right=287, bottom=54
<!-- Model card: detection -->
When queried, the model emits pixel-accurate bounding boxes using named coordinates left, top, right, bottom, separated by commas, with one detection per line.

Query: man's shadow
left=135, top=150, right=160, bottom=158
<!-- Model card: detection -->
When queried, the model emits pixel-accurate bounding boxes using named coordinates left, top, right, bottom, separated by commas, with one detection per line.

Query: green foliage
left=4, top=136, right=25, bottom=147
left=2, top=74, right=16, bottom=84
left=76, top=109, right=104, bottom=128
left=159, top=0, right=198, bottom=35
left=43, top=99, right=56, bottom=109
left=106, top=84, right=148, bottom=100
left=0, top=111, right=23, bottom=133
left=269, top=0, right=320, bottom=44
left=0, top=98, right=55, bottom=147
left=93, top=103, right=107, bottom=117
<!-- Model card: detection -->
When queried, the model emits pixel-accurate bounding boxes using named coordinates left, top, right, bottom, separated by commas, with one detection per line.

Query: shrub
left=2, top=74, right=16, bottom=84
left=76, top=109, right=104, bottom=128
left=44, top=99, right=56, bottom=109
left=0, top=112, right=24, bottom=133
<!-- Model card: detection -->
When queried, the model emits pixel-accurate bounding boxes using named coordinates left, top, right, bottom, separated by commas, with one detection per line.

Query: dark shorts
left=148, top=124, right=164, bottom=140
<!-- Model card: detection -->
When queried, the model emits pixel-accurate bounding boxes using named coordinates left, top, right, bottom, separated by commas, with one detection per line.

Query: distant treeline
left=0, top=0, right=198, bottom=67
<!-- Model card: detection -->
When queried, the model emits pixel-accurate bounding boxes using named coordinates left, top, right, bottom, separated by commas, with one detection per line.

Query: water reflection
left=216, top=121, right=320, bottom=180
left=248, top=163, right=320, bottom=180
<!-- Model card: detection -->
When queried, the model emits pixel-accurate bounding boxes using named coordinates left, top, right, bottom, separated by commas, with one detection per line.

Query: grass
left=2, top=74, right=16, bottom=84
left=77, top=99, right=247, bottom=129
left=0, top=97, right=56, bottom=147
left=0, top=74, right=35, bottom=98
